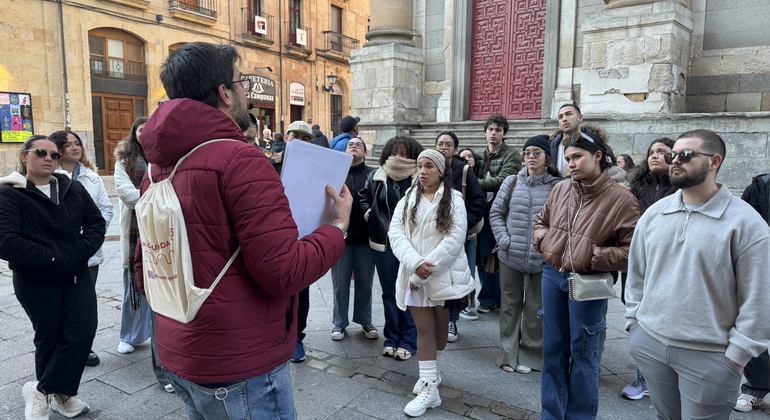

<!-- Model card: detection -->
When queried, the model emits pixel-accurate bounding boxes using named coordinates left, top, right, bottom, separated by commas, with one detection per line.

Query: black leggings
left=13, top=269, right=97, bottom=396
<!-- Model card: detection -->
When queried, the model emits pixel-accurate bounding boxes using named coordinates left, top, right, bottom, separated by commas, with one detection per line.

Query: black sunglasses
left=664, top=149, right=715, bottom=164
left=24, top=149, right=62, bottom=160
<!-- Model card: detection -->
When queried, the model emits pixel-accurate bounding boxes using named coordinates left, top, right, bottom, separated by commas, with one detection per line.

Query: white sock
left=418, top=360, right=438, bottom=382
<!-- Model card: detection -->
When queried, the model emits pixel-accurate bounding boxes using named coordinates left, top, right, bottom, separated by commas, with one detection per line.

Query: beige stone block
left=726, top=93, right=762, bottom=112
left=583, top=42, right=608, bottom=68
left=649, top=64, right=675, bottom=92
left=583, top=27, right=630, bottom=43
left=761, top=93, right=770, bottom=112
left=643, top=35, right=675, bottom=63
left=608, top=39, right=643, bottom=66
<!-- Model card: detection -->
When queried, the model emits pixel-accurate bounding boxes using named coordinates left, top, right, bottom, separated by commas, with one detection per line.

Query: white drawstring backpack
left=136, top=139, right=241, bottom=323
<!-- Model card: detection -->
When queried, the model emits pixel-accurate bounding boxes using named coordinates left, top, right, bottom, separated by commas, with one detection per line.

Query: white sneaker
left=447, top=321, right=458, bottom=343
left=515, top=364, right=532, bottom=374
left=734, top=393, right=760, bottom=412
left=164, top=384, right=175, bottom=393
left=330, top=327, right=345, bottom=341
left=404, top=380, right=441, bottom=417
left=412, top=374, right=442, bottom=395
left=22, top=381, right=49, bottom=420
left=117, top=342, right=135, bottom=354
left=51, top=393, right=89, bottom=418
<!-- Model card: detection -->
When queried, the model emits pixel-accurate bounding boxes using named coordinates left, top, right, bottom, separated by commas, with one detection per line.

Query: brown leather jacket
left=532, top=171, right=639, bottom=273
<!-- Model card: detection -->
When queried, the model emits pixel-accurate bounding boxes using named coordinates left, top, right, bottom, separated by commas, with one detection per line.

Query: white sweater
left=625, top=185, right=770, bottom=366
left=389, top=184, right=474, bottom=311
left=114, top=160, right=140, bottom=268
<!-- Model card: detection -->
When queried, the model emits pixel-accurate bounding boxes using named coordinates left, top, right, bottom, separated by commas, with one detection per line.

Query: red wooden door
left=468, top=0, right=546, bottom=120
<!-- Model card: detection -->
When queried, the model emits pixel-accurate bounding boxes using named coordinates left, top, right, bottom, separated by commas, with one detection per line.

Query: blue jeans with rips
left=331, top=244, right=375, bottom=328
left=164, top=362, right=296, bottom=420
left=540, top=263, right=607, bottom=420
left=373, top=246, right=416, bottom=353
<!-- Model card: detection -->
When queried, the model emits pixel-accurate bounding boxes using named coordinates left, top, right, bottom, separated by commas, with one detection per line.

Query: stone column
left=579, top=0, right=693, bottom=114
left=365, top=0, right=415, bottom=47
left=351, top=0, right=423, bottom=147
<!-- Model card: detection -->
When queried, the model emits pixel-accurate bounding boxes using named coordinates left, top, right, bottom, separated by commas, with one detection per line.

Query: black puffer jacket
left=358, top=167, right=414, bottom=252
left=346, top=161, right=376, bottom=245
left=0, top=172, right=106, bottom=282
left=449, top=156, right=485, bottom=230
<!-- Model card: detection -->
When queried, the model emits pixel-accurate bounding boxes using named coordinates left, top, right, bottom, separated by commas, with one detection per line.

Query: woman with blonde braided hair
left=389, top=149, right=475, bottom=417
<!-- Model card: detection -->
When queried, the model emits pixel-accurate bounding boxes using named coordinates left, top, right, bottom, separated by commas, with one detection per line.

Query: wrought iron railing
left=244, top=12, right=274, bottom=41
left=169, top=0, right=217, bottom=18
left=322, top=31, right=359, bottom=56
left=285, top=22, right=312, bottom=52
left=89, top=57, right=147, bottom=82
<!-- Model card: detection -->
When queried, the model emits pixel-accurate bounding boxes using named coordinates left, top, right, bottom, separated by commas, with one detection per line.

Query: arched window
left=88, top=28, right=146, bottom=81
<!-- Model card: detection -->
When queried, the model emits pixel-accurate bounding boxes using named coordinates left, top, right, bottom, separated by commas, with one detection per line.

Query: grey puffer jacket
left=489, top=168, right=561, bottom=273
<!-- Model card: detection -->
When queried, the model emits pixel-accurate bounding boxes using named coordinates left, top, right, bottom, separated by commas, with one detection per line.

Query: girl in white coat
left=50, top=130, right=113, bottom=367
left=389, top=149, right=474, bottom=417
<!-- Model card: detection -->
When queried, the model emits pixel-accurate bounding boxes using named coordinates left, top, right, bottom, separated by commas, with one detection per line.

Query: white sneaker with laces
left=734, top=393, right=760, bottom=412
left=51, top=393, right=89, bottom=418
left=404, top=380, right=441, bottom=417
left=22, top=381, right=49, bottom=420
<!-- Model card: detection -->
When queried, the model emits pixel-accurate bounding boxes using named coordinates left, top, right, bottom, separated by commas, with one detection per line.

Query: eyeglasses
left=347, top=141, right=365, bottom=148
left=232, top=77, right=251, bottom=92
left=24, top=149, right=62, bottom=160
left=522, top=150, right=543, bottom=158
left=664, top=149, right=715, bottom=164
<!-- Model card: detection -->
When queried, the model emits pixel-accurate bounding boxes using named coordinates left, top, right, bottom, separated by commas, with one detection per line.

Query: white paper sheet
left=281, top=140, right=352, bottom=238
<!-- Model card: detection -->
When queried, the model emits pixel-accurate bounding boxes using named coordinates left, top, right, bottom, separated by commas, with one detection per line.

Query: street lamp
left=322, top=73, right=337, bottom=92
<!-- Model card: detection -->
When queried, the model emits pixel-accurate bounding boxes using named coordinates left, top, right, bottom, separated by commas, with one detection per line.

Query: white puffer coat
left=66, top=162, right=113, bottom=267
left=389, top=184, right=474, bottom=310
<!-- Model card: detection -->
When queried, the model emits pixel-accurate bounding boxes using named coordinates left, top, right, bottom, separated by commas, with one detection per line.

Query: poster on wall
left=0, top=92, right=34, bottom=143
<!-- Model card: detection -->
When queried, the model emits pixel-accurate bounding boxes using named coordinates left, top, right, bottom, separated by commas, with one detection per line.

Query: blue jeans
left=373, top=246, right=416, bottom=352
left=449, top=239, right=479, bottom=322
left=477, top=222, right=500, bottom=308
left=164, top=362, right=296, bottom=420
left=331, top=244, right=374, bottom=328
left=540, top=263, right=607, bottom=420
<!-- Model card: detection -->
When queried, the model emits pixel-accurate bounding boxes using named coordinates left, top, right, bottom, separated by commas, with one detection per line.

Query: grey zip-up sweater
left=625, top=185, right=770, bottom=366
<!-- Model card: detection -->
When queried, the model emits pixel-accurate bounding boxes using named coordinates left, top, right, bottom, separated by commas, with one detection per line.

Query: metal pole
left=58, top=0, right=71, bottom=129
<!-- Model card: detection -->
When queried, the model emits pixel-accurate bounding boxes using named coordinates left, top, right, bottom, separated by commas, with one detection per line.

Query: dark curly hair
left=484, top=113, right=509, bottom=134
left=49, top=130, right=96, bottom=170
left=629, top=137, right=675, bottom=196
left=378, top=136, right=423, bottom=165
left=402, top=156, right=454, bottom=235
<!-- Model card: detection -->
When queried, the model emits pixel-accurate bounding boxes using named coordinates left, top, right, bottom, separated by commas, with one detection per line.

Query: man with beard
left=625, top=129, right=770, bottom=419
left=134, top=42, right=352, bottom=418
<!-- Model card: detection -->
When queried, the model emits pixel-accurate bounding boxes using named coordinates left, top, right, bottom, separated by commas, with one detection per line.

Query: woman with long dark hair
left=0, top=135, right=105, bottom=418
left=49, top=129, right=113, bottom=367
left=533, top=132, right=639, bottom=418
left=114, top=117, right=174, bottom=392
left=389, top=149, right=474, bottom=416
left=359, top=136, right=423, bottom=361
left=619, top=137, right=677, bottom=401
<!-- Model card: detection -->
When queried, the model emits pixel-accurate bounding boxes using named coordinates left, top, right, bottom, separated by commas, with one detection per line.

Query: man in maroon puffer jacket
left=134, top=42, right=351, bottom=419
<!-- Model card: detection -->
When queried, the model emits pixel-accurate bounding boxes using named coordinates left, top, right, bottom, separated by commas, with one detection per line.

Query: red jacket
left=134, top=98, right=344, bottom=383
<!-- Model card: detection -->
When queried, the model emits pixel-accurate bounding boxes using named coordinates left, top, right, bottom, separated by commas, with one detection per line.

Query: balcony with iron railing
left=284, top=22, right=312, bottom=56
left=169, top=0, right=217, bottom=25
left=243, top=12, right=274, bottom=45
left=322, top=31, right=359, bottom=57
left=89, top=57, right=147, bottom=82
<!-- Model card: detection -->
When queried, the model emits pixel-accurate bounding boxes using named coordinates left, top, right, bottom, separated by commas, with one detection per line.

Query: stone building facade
left=351, top=0, right=770, bottom=191
left=0, top=0, right=368, bottom=174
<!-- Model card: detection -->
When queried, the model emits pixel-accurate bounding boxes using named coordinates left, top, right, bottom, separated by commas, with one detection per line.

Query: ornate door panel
left=103, top=97, right=134, bottom=174
left=468, top=0, right=546, bottom=120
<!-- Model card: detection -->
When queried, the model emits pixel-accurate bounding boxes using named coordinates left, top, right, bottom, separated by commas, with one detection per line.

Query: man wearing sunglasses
left=625, top=129, right=770, bottom=419
left=133, top=42, right=352, bottom=419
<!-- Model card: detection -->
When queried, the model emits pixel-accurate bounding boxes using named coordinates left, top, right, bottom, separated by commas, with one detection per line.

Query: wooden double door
left=93, top=93, right=144, bottom=175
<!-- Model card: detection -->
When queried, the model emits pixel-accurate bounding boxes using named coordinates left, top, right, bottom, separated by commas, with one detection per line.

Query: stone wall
left=686, top=0, right=770, bottom=112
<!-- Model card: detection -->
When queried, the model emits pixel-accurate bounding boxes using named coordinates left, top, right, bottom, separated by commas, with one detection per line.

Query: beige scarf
left=382, top=156, right=417, bottom=181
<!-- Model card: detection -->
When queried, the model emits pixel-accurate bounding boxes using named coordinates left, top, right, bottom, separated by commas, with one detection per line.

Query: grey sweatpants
left=629, top=325, right=742, bottom=420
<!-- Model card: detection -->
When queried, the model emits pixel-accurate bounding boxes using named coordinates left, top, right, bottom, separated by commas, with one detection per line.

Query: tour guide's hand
left=415, top=262, right=435, bottom=280
left=327, top=184, right=352, bottom=230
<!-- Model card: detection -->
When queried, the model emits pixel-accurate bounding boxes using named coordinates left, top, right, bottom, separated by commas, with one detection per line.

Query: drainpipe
left=57, top=0, right=71, bottom=129
left=278, top=2, right=284, bottom=134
